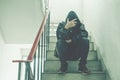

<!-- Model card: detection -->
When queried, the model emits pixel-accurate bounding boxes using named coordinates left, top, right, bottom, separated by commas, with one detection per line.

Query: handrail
left=13, top=11, right=50, bottom=63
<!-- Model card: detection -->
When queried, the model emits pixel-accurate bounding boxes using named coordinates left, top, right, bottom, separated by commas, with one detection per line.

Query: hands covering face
left=65, top=18, right=77, bottom=29
left=64, top=18, right=77, bottom=43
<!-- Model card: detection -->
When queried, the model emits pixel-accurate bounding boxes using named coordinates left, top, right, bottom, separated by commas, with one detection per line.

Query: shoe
left=58, top=69, right=66, bottom=74
left=78, top=64, right=90, bottom=74
left=58, top=62, right=68, bottom=74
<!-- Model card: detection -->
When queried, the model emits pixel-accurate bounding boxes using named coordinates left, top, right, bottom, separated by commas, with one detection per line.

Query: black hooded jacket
left=56, top=11, right=88, bottom=42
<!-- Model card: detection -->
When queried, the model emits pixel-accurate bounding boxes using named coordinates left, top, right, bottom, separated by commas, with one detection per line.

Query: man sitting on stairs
left=54, top=11, right=90, bottom=74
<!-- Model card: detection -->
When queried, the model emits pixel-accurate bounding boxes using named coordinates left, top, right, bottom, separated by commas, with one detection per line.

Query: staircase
left=41, top=23, right=108, bottom=80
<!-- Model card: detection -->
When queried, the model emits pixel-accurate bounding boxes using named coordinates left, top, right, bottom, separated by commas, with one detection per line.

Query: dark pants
left=56, top=38, right=89, bottom=66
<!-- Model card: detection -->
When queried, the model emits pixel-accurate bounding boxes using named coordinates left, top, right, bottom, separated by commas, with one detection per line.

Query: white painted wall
left=0, top=44, right=21, bottom=80
left=0, top=30, right=32, bottom=80
left=83, top=0, right=120, bottom=80
left=0, top=44, right=32, bottom=80
left=0, top=30, right=5, bottom=69
left=0, top=29, right=4, bottom=49
left=49, top=0, right=84, bottom=23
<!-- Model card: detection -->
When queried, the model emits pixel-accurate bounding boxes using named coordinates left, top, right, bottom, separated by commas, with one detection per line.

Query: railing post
left=37, top=41, right=40, bottom=80
left=25, top=62, right=34, bottom=80
left=25, top=67, right=28, bottom=80
left=33, top=53, right=36, bottom=79
left=18, top=62, right=21, bottom=80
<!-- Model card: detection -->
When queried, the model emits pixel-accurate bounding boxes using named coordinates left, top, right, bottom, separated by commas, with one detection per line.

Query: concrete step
left=44, top=60, right=102, bottom=73
left=49, top=42, right=94, bottom=51
left=42, top=72, right=105, bottom=80
left=46, top=50, right=98, bottom=60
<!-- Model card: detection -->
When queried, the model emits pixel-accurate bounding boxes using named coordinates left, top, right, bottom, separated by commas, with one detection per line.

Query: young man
left=54, top=11, right=90, bottom=74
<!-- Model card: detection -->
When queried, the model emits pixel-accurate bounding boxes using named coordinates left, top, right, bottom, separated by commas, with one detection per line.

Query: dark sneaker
left=58, top=69, right=66, bottom=74
left=58, top=62, right=68, bottom=74
left=78, top=65, right=90, bottom=74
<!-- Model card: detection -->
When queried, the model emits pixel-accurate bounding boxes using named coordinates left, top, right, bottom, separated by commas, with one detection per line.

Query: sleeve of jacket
left=56, top=22, right=72, bottom=40
left=76, top=23, right=88, bottom=39
left=80, top=23, right=88, bottom=38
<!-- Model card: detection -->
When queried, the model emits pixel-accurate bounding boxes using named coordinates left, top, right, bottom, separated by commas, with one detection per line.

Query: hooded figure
left=54, top=11, right=90, bottom=73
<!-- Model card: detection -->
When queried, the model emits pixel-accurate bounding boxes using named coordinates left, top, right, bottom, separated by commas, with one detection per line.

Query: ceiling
left=0, top=0, right=44, bottom=44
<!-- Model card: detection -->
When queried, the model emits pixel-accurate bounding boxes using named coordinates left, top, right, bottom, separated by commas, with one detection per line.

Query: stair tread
left=42, top=73, right=105, bottom=80
left=44, top=71, right=105, bottom=74
left=44, top=60, right=103, bottom=73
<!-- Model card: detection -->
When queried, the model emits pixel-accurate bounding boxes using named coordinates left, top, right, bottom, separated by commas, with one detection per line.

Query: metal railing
left=12, top=11, right=50, bottom=80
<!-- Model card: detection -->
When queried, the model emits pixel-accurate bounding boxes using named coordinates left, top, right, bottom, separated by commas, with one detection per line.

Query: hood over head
left=66, top=11, right=81, bottom=24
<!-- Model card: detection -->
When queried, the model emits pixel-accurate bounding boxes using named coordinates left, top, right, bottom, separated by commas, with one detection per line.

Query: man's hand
left=65, top=18, right=77, bottom=29
left=65, top=39, right=72, bottom=43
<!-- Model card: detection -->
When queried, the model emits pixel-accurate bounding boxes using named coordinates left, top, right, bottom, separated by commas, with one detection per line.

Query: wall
left=49, top=0, right=83, bottom=23
left=0, top=44, right=20, bottom=80
left=0, top=44, right=32, bottom=80
left=0, top=31, right=32, bottom=80
left=0, top=29, right=32, bottom=80
left=0, top=29, right=5, bottom=68
left=0, top=28, right=5, bottom=77
left=0, top=31, right=20, bottom=80
left=83, top=0, right=120, bottom=80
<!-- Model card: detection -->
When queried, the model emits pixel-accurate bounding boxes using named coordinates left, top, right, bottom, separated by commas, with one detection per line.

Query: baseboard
left=96, top=47, right=112, bottom=80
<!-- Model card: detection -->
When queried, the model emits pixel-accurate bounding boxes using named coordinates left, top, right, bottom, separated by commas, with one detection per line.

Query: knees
left=77, top=38, right=89, bottom=47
